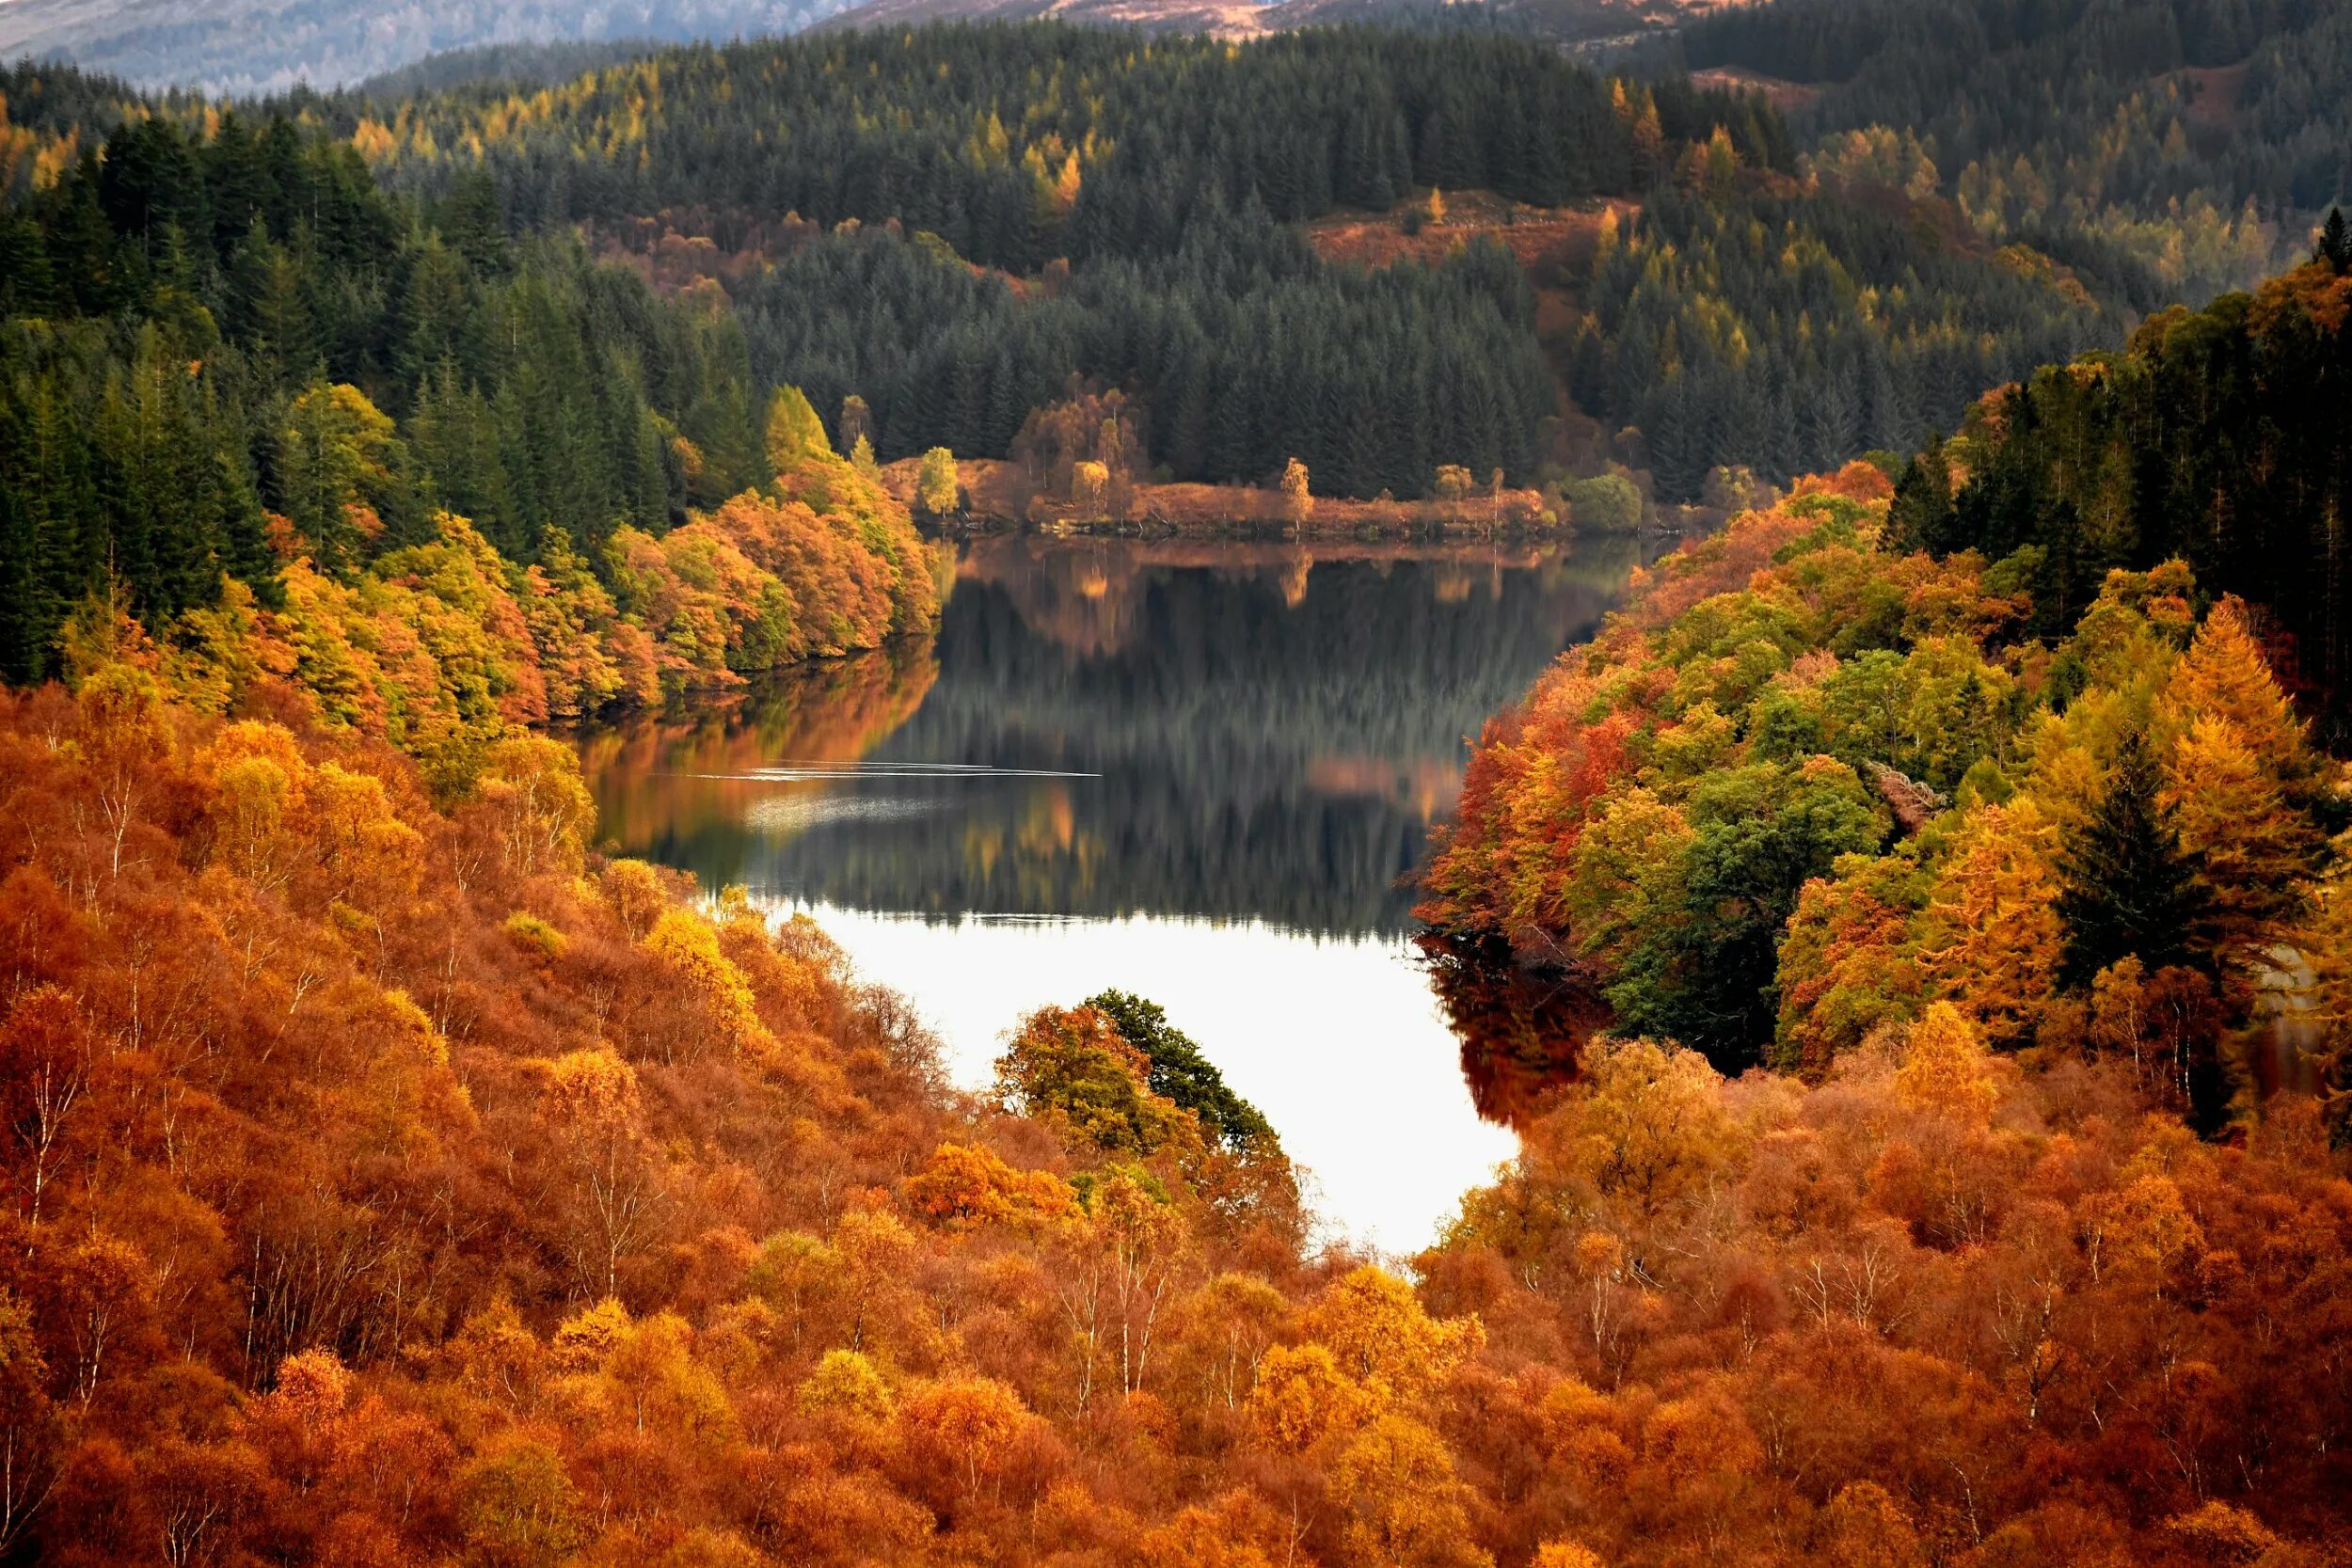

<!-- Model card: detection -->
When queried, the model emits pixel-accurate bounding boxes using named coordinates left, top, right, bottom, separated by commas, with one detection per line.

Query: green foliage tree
left=993, top=1005, right=1196, bottom=1158
left=2053, top=732, right=2211, bottom=988
left=1583, top=760, right=1884, bottom=1069
left=1558, top=471, right=1642, bottom=532
left=278, top=383, right=414, bottom=573
left=1085, top=990, right=1278, bottom=1156
left=2321, top=207, right=2351, bottom=274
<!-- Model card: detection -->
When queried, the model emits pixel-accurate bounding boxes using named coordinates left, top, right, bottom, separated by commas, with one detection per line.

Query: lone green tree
left=2319, top=206, right=2351, bottom=274
left=2054, top=731, right=2210, bottom=986
left=1085, top=990, right=1278, bottom=1156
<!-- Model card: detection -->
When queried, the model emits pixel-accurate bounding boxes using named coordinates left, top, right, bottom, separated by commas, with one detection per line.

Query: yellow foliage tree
left=1533, top=1545, right=1606, bottom=1568
left=903, top=1142, right=1080, bottom=1227
left=1920, top=799, right=2064, bottom=1043
left=1532, top=1037, right=1734, bottom=1215
left=475, top=736, right=595, bottom=879
left=798, top=1348, right=894, bottom=1425
left=2164, top=714, right=2320, bottom=951
left=1245, top=1343, right=1375, bottom=1454
left=1279, top=457, right=1312, bottom=523
left=1072, top=459, right=1111, bottom=519
left=1332, top=1415, right=1493, bottom=1568
left=1894, top=1002, right=1998, bottom=1125
left=918, top=447, right=960, bottom=515
left=1302, top=1267, right=1482, bottom=1402
left=2154, top=596, right=2311, bottom=777
left=643, top=909, right=768, bottom=1058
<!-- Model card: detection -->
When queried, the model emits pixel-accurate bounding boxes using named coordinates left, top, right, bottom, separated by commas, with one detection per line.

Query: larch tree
left=1921, top=798, right=2064, bottom=1042
left=2153, top=600, right=2327, bottom=957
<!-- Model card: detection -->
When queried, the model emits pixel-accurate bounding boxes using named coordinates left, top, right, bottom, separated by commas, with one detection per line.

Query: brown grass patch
left=1691, top=66, right=1822, bottom=111
left=1306, top=190, right=1636, bottom=278
left=2178, top=62, right=2249, bottom=130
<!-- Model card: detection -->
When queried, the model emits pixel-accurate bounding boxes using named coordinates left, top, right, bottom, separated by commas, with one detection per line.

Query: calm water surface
left=575, top=532, right=1655, bottom=1251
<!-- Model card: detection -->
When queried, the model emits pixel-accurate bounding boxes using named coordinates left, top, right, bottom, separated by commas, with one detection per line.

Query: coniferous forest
left=4, top=8, right=2352, bottom=1568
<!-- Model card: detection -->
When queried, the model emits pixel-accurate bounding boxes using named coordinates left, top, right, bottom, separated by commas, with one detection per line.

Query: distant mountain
left=0, top=0, right=1738, bottom=94
left=811, top=0, right=1275, bottom=40
left=0, top=0, right=848, bottom=95
left=1270, top=0, right=1740, bottom=44
left=813, top=0, right=1732, bottom=44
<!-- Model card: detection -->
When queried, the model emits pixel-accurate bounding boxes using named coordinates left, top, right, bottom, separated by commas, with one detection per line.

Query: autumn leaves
left=1423, top=465, right=2345, bottom=1129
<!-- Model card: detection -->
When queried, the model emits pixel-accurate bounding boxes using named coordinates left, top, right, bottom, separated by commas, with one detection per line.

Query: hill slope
left=0, top=0, right=1742, bottom=92
left=0, top=0, right=840, bottom=94
left=811, top=0, right=1732, bottom=42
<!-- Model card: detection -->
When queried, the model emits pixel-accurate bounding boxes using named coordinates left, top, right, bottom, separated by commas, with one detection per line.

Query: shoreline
left=877, top=456, right=1724, bottom=539
left=878, top=454, right=1606, bottom=538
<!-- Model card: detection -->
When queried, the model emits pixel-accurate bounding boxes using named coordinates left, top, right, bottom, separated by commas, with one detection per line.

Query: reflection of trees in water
left=952, top=533, right=1653, bottom=665
left=771, top=546, right=1629, bottom=933
left=578, top=640, right=940, bottom=868
left=580, top=541, right=1648, bottom=936
left=1418, top=933, right=1613, bottom=1127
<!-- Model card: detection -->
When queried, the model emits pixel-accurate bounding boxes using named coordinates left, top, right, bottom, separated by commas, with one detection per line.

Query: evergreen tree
left=1085, top=990, right=1277, bottom=1155
left=2054, top=731, right=2212, bottom=987
left=1883, top=434, right=1954, bottom=553
left=2322, top=206, right=2351, bottom=273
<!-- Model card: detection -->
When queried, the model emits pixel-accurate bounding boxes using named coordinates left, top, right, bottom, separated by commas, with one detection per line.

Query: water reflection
left=576, top=532, right=1661, bottom=1248
left=1419, top=933, right=1614, bottom=1128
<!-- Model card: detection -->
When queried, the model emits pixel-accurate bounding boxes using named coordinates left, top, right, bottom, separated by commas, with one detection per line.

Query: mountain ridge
left=0, top=0, right=1735, bottom=94
left=0, top=0, right=842, bottom=95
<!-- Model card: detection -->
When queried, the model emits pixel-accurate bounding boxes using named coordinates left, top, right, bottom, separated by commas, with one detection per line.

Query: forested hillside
left=1560, top=181, right=2125, bottom=500
left=15, top=21, right=2314, bottom=511
left=0, top=88, right=940, bottom=713
left=0, top=0, right=830, bottom=96
left=1886, top=244, right=2352, bottom=729
left=1549, top=0, right=2348, bottom=497
left=4, top=436, right=2349, bottom=1568
left=306, top=24, right=2194, bottom=499
left=337, top=29, right=1772, bottom=496
left=0, top=34, right=1781, bottom=512
left=1672, top=0, right=2352, bottom=297
left=8, top=3, right=2350, bottom=508
left=1424, top=257, right=2352, bottom=1120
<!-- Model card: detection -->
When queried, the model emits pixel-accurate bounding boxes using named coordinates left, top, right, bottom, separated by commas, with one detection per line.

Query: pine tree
left=1883, top=434, right=1954, bottom=553
left=2319, top=207, right=2350, bottom=274
left=2054, top=731, right=2211, bottom=987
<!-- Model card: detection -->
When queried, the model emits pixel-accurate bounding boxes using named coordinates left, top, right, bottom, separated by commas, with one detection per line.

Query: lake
left=574, top=531, right=1658, bottom=1252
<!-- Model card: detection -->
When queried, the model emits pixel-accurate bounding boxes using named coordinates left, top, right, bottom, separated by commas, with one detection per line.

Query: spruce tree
left=1883, top=434, right=1954, bottom=553
left=2321, top=207, right=2351, bottom=275
left=2054, top=731, right=2211, bottom=987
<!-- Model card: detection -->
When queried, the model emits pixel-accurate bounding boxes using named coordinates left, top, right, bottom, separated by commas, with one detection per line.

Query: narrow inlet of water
left=575, top=532, right=1666, bottom=1251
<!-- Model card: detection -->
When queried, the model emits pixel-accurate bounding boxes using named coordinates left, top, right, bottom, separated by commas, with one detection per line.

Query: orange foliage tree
left=1, top=454, right=2349, bottom=1566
